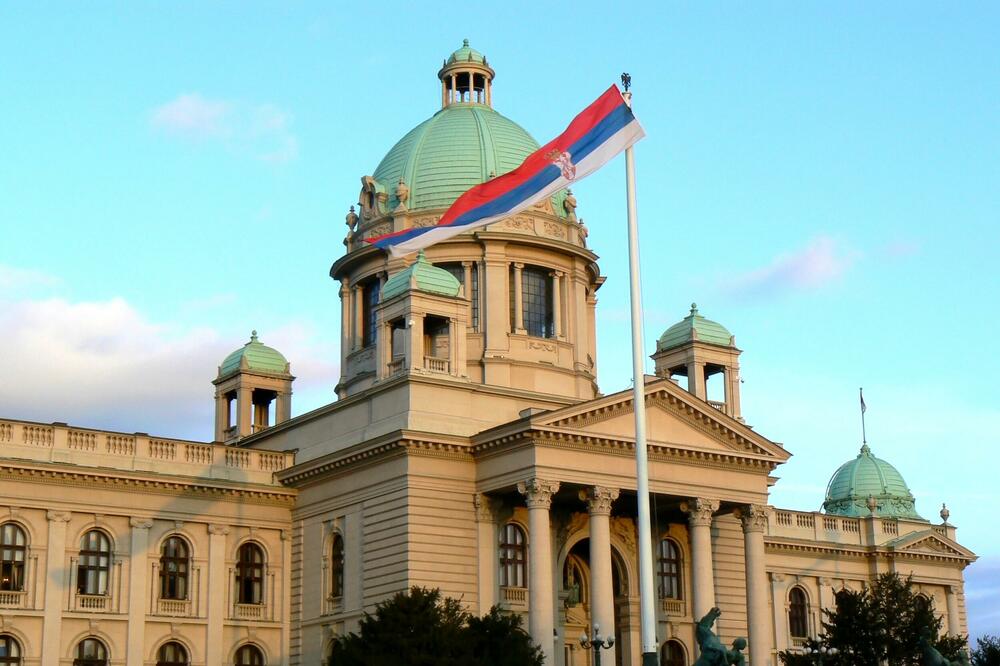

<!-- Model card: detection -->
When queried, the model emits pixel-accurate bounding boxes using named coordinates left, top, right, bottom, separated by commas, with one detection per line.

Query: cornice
left=764, top=537, right=976, bottom=564
left=0, top=462, right=296, bottom=507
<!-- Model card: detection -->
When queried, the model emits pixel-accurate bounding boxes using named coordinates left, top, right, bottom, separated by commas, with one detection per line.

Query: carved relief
left=528, top=341, right=556, bottom=352
left=542, top=220, right=566, bottom=239
left=734, top=504, right=769, bottom=533
left=555, top=511, right=588, bottom=547
left=411, top=216, right=440, bottom=228
left=517, top=478, right=560, bottom=509
left=500, top=215, right=534, bottom=232
left=580, top=486, right=619, bottom=515
left=680, top=498, right=720, bottom=527
left=364, top=223, right=392, bottom=240
left=610, top=516, right=637, bottom=553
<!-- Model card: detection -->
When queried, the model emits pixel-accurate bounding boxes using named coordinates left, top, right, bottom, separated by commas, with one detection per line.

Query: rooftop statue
left=920, top=628, right=969, bottom=666
left=693, top=607, right=747, bottom=666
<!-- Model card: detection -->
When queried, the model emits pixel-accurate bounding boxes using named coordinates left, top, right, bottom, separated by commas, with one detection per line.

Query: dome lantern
left=212, top=331, right=294, bottom=443
left=438, top=39, right=495, bottom=108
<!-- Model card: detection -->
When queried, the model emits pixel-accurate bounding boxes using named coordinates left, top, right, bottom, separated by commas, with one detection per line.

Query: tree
left=776, top=573, right=968, bottom=666
left=971, top=635, right=1000, bottom=666
left=327, top=587, right=543, bottom=666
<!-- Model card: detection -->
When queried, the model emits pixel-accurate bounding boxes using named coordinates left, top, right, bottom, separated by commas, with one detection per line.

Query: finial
left=690, top=302, right=698, bottom=315
left=620, top=72, right=631, bottom=92
left=250, top=330, right=258, bottom=342
left=940, top=503, right=950, bottom=524
left=860, top=443, right=871, bottom=455
left=866, top=494, right=878, bottom=516
left=463, top=38, right=469, bottom=47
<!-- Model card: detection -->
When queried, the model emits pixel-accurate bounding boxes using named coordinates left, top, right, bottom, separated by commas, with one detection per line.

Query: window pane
left=499, top=524, right=526, bottom=588
left=160, top=537, right=189, bottom=600
left=522, top=267, right=553, bottom=338
left=789, top=587, right=809, bottom=637
left=362, top=281, right=381, bottom=347
left=237, top=543, right=264, bottom=604
left=330, top=535, right=344, bottom=598
left=657, top=539, right=682, bottom=599
left=0, top=524, right=26, bottom=592
left=78, top=531, right=111, bottom=595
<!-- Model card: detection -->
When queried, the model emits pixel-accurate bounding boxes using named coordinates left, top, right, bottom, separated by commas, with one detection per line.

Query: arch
left=611, top=548, right=629, bottom=597
left=77, top=530, right=113, bottom=596
left=657, top=537, right=683, bottom=599
left=555, top=523, right=637, bottom=603
left=232, top=643, right=266, bottom=666
left=73, top=637, right=109, bottom=666
left=149, top=635, right=196, bottom=665
left=0, top=627, right=31, bottom=660
left=329, top=532, right=344, bottom=598
left=0, top=634, right=22, bottom=666
left=0, top=523, right=28, bottom=592
left=236, top=541, right=265, bottom=604
left=499, top=522, right=527, bottom=588
left=159, top=535, right=190, bottom=601
left=661, top=639, right=687, bottom=666
left=788, top=586, right=810, bottom=638
left=155, top=641, right=189, bottom=666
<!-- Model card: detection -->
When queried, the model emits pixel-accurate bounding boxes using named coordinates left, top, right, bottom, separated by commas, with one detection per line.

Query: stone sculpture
left=693, top=607, right=747, bottom=666
left=920, top=629, right=969, bottom=666
left=563, top=189, right=578, bottom=221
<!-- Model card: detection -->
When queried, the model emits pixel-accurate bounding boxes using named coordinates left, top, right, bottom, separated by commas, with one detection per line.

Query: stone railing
left=76, top=593, right=109, bottom=611
left=0, top=591, right=26, bottom=609
left=423, top=356, right=450, bottom=373
left=768, top=508, right=927, bottom=547
left=157, top=598, right=190, bottom=616
left=707, top=400, right=725, bottom=411
left=233, top=602, right=268, bottom=621
left=387, top=358, right=406, bottom=375
left=660, top=597, right=685, bottom=616
left=500, top=586, right=528, bottom=611
left=0, top=418, right=295, bottom=485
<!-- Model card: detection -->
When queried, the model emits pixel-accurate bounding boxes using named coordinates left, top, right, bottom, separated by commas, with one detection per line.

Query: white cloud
left=150, top=94, right=299, bottom=163
left=721, top=235, right=857, bottom=298
left=0, top=294, right=337, bottom=440
left=151, top=93, right=231, bottom=138
left=0, top=265, right=60, bottom=291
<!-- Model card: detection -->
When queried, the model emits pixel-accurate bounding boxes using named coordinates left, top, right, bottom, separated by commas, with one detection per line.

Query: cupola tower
left=439, top=39, right=495, bottom=108
left=213, top=331, right=294, bottom=443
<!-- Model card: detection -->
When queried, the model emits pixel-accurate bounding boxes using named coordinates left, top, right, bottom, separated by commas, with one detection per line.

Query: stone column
left=339, top=282, right=351, bottom=371
left=736, top=505, right=772, bottom=666
left=462, top=261, right=474, bottom=326
left=769, top=573, right=788, bottom=652
left=474, top=494, right=500, bottom=614
left=513, top=263, right=525, bottom=334
left=42, top=511, right=71, bottom=666
left=280, top=530, right=292, bottom=666
left=276, top=391, right=292, bottom=423
left=946, top=585, right=962, bottom=636
left=518, top=478, right=560, bottom=666
left=551, top=271, right=563, bottom=339
left=686, top=362, right=706, bottom=399
left=127, top=518, right=153, bottom=666
left=582, top=486, right=619, bottom=664
left=406, top=313, right=424, bottom=371
left=206, top=524, right=230, bottom=666
left=237, top=386, right=253, bottom=437
left=353, top=285, right=364, bottom=350
left=681, top=497, right=719, bottom=619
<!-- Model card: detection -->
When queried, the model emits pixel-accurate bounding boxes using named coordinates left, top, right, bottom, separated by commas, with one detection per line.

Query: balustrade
left=423, top=356, right=450, bottom=373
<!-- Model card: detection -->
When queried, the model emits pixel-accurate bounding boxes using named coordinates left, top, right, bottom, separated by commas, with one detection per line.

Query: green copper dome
left=448, top=38, right=485, bottom=65
left=656, top=304, right=734, bottom=352
left=219, top=331, right=289, bottom=378
left=822, top=444, right=925, bottom=520
left=382, top=251, right=462, bottom=301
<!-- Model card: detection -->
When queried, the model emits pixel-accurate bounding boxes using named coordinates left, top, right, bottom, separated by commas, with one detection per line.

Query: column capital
left=681, top=498, right=720, bottom=526
left=513, top=262, right=525, bottom=270
left=517, top=479, right=560, bottom=509
left=947, top=584, right=960, bottom=595
left=129, top=518, right=154, bottom=530
left=473, top=493, right=502, bottom=523
left=579, top=486, right=619, bottom=516
left=734, top=504, right=769, bottom=533
left=46, top=510, right=71, bottom=523
left=208, top=524, right=231, bottom=536
left=770, top=572, right=786, bottom=583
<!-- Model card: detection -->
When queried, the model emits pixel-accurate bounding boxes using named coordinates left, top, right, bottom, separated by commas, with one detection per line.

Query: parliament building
left=0, top=41, right=975, bottom=666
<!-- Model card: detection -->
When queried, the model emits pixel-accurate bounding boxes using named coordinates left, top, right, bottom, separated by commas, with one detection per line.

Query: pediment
left=531, top=378, right=789, bottom=462
left=888, top=530, right=977, bottom=560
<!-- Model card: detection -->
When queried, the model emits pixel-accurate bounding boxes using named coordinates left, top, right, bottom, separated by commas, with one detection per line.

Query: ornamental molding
left=610, top=516, right=637, bottom=554
left=46, top=510, right=71, bottom=523
left=208, top=524, right=231, bottom=536
left=517, top=478, right=560, bottom=509
left=0, top=464, right=296, bottom=507
left=129, top=518, right=154, bottom=530
left=681, top=498, right=720, bottom=526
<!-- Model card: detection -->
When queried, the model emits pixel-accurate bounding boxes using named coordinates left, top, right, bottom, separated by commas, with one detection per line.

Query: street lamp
left=580, top=623, right=615, bottom=666
left=801, top=645, right=839, bottom=665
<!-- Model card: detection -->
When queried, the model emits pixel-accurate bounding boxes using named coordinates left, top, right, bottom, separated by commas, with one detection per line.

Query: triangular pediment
left=888, top=530, right=977, bottom=560
left=528, top=378, right=790, bottom=462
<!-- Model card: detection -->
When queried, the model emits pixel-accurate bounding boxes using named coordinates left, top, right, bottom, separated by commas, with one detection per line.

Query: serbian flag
left=367, top=84, right=645, bottom=256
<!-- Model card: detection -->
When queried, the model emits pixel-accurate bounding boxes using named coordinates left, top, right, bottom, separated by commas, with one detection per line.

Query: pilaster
left=41, top=511, right=71, bottom=666
left=206, top=524, right=230, bottom=666
left=127, top=518, right=153, bottom=666
left=474, top=494, right=501, bottom=613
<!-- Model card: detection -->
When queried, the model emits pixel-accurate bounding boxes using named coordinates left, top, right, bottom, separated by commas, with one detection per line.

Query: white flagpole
left=622, top=74, right=659, bottom=666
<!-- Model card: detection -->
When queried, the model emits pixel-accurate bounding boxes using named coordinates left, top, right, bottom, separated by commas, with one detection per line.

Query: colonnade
left=487, top=480, right=775, bottom=666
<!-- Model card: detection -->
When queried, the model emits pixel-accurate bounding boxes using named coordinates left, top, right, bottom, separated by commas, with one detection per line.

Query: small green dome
left=382, top=251, right=462, bottom=301
left=823, top=444, right=925, bottom=520
left=219, top=331, right=289, bottom=378
left=371, top=101, right=567, bottom=216
left=656, top=304, right=734, bottom=352
left=448, top=38, right=485, bottom=65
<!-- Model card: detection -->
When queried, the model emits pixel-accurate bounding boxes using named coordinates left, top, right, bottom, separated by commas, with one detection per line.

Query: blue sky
left=1, top=2, right=997, bottom=639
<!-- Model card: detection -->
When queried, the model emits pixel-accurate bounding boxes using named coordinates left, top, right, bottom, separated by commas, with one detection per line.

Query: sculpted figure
left=693, top=607, right=747, bottom=666
left=563, top=189, right=578, bottom=221
left=920, top=628, right=969, bottom=666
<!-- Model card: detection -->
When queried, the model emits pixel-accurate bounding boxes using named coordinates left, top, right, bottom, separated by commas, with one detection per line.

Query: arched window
left=234, top=644, right=264, bottom=666
left=661, top=640, right=686, bottom=666
left=77, top=531, right=112, bottom=595
left=74, top=638, right=108, bottom=666
left=330, top=533, right=344, bottom=599
left=0, top=635, right=21, bottom=666
left=657, top=538, right=682, bottom=599
left=0, top=524, right=27, bottom=592
left=788, top=586, right=809, bottom=638
left=156, top=642, right=188, bottom=666
left=159, top=536, right=189, bottom=600
left=236, top=542, right=265, bottom=604
left=499, top=523, right=526, bottom=588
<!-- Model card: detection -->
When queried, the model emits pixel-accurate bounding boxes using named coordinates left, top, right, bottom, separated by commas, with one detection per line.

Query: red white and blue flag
left=367, top=84, right=645, bottom=256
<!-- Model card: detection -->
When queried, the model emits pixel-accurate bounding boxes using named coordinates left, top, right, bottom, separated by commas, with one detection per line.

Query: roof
left=219, top=331, right=290, bottom=378
left=371, top=97, right=568, bottom=216
left=822, top=444, right=925, bottom=520
left=381, top=251, right=462, bottom=301
left=656, top=303, right=734, bottom=351
left=447, top=38, right=485, bottom=65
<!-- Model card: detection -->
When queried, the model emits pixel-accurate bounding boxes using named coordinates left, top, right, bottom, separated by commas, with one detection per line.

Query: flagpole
left=859, top=387, right=867, bottom=445
left=622, top=74, right=659, bottom=666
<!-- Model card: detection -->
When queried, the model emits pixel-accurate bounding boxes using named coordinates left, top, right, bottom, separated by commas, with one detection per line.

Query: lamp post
left=580, top=623, right=615, bottom=666
left=801, top=645, right=839, bottom=665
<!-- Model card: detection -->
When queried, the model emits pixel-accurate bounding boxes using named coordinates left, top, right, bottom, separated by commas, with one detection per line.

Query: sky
left=1, top=2, right=998, bottom=641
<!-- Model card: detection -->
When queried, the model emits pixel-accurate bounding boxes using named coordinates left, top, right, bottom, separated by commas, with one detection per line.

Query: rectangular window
left=440, top=263, right=479, bottom=331
left=362, top=280, right=380, bottom=347
left=522, top=267, right=554, bottom=338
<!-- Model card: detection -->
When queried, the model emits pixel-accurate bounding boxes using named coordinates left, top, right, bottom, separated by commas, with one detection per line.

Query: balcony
left=423, top=356, right=450, bottom=373
left=0, top=590, right=26, bottom=609
left=660, top=597, right=685, bottom=616
left=233, top=603, right=266, bottom=620
left=157, top=598, right=191, bottom=616
left=76, top=594, right=109, bottom=611
left=387, top=358, right=406, bottom=375
left=500, top=586, right=527, bottom=611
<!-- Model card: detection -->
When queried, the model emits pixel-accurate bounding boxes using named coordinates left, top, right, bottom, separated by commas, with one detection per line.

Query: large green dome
left=822, top=444, right=925, bottom=520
